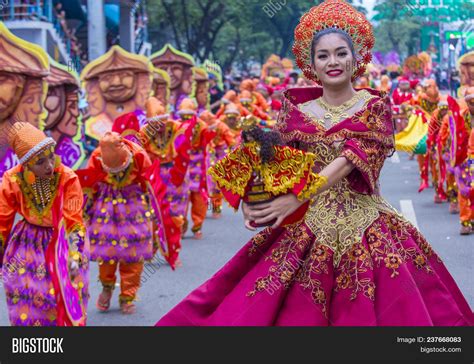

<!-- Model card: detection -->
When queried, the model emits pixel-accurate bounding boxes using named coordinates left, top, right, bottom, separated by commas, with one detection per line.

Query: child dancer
left=82, top=131, right=154, bottom=314
left=0, top=122, right=89, bottom=326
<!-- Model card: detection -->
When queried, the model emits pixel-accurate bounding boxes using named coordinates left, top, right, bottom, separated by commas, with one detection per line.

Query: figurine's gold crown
left=240, top=115, right=259, bottom=131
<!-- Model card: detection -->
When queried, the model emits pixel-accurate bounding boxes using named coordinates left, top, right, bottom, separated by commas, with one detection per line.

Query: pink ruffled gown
left=156, top=87, right=474, bottom=326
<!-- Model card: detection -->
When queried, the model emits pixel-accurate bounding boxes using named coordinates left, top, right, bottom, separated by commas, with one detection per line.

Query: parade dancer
left=199, top=110, right=236, bottom=218
left=396, top=79, right=440, bottom=193
left=156, top=0, right=473, bottom=326
left=82, top=131, right=154, bottom=314
left=238, top=90, right=270, bottom=123
left=438, top=116, right=460, bottom=216
left=426, top=98, right=449, bottom=203
left=391, top=77, right=414, bottom=132
left=0, top=123, right=89, bottom=326
left=454, top=88, right=474, bottom=234
left=239, top=79, right=270, bottom=113
left=139, top=97, right=184, bottom=268
left=176, top=99, right=215, bottom=239
left=215, top=90, right=239, bottom=118
left=219, top=103, right=244, bottom=145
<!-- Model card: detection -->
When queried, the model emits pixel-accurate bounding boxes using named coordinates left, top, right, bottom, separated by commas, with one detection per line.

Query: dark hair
left=310, top=28, right=356, bottom=67
left=242, top=127, right=283, bottom=164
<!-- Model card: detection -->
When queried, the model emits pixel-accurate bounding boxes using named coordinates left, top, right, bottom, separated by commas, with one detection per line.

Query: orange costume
left=456, top=97, right=473, bottom=234
left=177, top=98, right=215, bottom=238
left=139, top=97, right=183, bottom=268
left=215, top=90, right=238, bottom=119
left=240, top=79, right=270, bottom=112
left=0, top=123, right=88, bottom=326
left=200, top=110, right=236, bottom=216
left=238, top=90, right=269, bottom=121
left=82, top=132, right=155, bottom=313
left=426, top=98, right=449, bottom=203
left=219, top=102, right=243, bottom=145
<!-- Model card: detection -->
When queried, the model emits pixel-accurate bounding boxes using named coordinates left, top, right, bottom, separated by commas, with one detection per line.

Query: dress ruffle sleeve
left=337, top=98, right=395, bottom=194
left=208, top=143, right=323, bottom=209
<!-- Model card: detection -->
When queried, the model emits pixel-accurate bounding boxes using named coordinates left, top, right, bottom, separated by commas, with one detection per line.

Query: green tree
left=147, top=0, right=368, bottom=70
left=372, top=0, right=474, bottom=57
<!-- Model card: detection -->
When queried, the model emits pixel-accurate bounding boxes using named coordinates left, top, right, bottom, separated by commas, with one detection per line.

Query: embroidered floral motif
left=248, top=228, right=273, bottom=256
left=366, top=213, right=436, bottom=276
left=336, top=242, right=375, bottom=301
left=247, top=223, right=310, bottom=297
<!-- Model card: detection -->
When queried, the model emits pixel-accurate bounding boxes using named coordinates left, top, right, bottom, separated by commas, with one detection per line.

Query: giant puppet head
left=80, top=45, right=153, bottom=141
left=44, top=59, right=81, bottom=139
left=192, top=67, right=210, bottom=110
left=44, top=59, right=85, bottom=169
left=0, top=22, right=49, bottom=178
left=151, top=67, right=171, bottom=107
left=150, top=44, right=195, bottom=108
left=0, top=22, right=49, bottom=128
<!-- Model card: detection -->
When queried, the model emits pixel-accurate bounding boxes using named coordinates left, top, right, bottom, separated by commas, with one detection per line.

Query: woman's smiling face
left=312, top=33, right=355, bottom=88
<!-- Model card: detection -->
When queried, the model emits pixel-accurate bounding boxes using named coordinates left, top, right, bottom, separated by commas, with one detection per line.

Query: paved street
left=0, top=152, right=472, bottom=326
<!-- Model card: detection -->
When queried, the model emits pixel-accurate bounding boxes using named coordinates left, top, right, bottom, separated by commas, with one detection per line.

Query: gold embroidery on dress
left=297, top=90, right=376, bottom=130
left=304, top=141, right=402, bottom=266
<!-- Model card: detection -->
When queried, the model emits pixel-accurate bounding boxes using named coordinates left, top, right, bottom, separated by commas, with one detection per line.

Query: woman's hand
left=242, top=194, right=305, bottom=230
left=242, top=201, right=257, bottom=231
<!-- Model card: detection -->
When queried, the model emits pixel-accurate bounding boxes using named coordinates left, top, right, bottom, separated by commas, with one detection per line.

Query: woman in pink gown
left=156, top=0, right=474, bottom=326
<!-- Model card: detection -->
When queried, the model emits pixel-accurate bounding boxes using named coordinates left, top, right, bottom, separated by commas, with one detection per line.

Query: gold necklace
left=316, top=90, right=369, bottom=126
left=32, top=177, right=53, bottom=210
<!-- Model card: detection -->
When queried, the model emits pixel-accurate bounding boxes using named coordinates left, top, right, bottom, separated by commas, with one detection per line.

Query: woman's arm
left=244, top=156, right=354, bottom=229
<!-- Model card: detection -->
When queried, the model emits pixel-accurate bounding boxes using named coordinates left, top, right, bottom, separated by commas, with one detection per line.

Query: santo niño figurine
left=208, top=115, right=328, bottom=228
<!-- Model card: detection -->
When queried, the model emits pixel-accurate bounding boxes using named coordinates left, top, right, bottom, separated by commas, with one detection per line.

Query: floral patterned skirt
left=2, top=220, right=89, bottom=326
left=156, top=212, right=473, bottom=326
left=160, top=163, right=191, bottom=218
left=87, top=182, right=154, bottom=264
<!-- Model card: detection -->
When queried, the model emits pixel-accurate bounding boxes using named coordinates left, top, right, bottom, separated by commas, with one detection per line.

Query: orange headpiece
left=99, top=131, right=131, bottom=171
left=240, top=79, right=255, bottom=93
left=200, top=110, right=217, bottom=125
left=224, top=102, right=240, bottom=116
left=293, top=0, right=374, bottom=84
left=222, top=90, right=237, bottom=104
left=146, top=96, right=169, bottom=122
left=177, top=98, right=197, bottom=116
left=239, top=90, right=253, bottom=103
left=8, top=122, right=56, bottom=164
